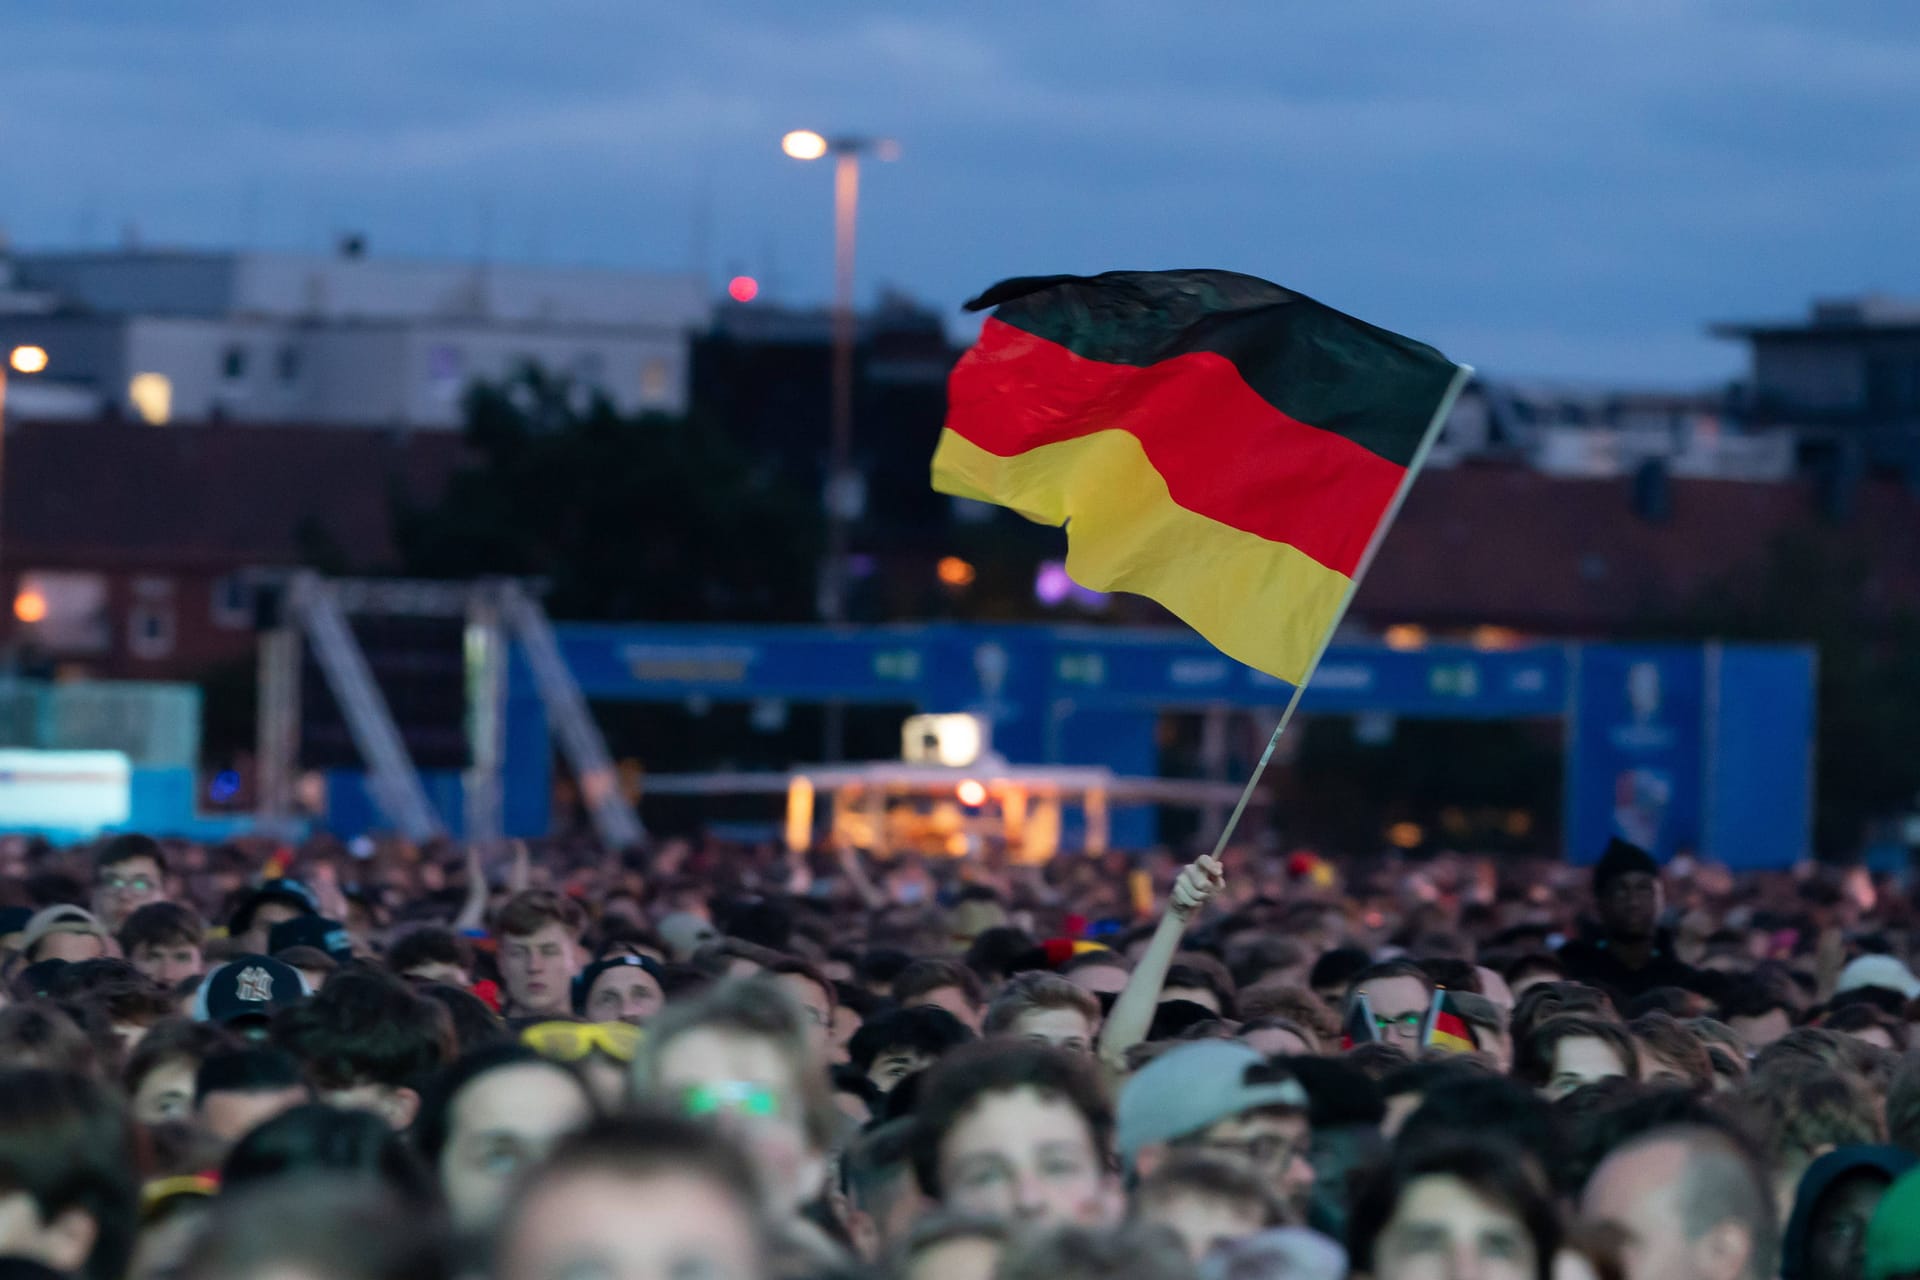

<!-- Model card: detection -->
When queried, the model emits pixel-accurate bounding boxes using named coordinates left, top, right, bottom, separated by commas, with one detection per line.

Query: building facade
left=0, top=245, right=709, bottom=427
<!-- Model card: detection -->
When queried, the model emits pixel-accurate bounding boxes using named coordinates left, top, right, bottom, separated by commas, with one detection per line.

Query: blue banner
left=1566, top=646, right=1706, bottom=864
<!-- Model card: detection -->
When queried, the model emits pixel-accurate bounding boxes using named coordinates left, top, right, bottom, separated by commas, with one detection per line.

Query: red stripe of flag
left=947, top=317, right=1407, bottom=577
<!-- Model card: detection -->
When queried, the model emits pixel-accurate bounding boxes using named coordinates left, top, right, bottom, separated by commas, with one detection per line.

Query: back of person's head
left=1275, top=1055, right=1386, bottom=1131
left=181, top=1177, right=451, bottom=1280
left=966, top=926, right=1038, bottom=983
left=0, top=1067, right=138, bottom=1280
left=494, top=1111, right=769, bottom=1275
left=195, top=1046, right=309, bottom=1106
left=417, top=982, right=510, bottom=1056
left=996, top=1222, right=1192, bottom=1280
left=272, top=968, right=456, bottom=1093
left=1560, top=1083, right=1725, bottom=1192
left=1415, top=956, right=1482, bottom=994
left=387, top=925, right=473, bottom=977
left=0, top=1001, right=98, bottom=1077
left=1341, top=1042, right=1413, bottom=1081
left=1397, top=1075, right=1571, bottom=1194
left=1309, top=946, right=1371, bottom=994
left=909, top=1040, right=1113, bottom=1199
left=221, top=1103, right=436, bottom=1206
left=849, top=1005, right=977, bottom=1075
left=1348, top=1133, right=1559, bottom=1280
left=893, top=959, right=985, bottom=1012
left=1734, top=1064, right=1883, bottom=1180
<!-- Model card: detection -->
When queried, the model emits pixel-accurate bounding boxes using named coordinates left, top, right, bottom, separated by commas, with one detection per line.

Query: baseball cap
left=268, top=915, right=354, bottom=966
left=1867, top=1165, right=1920, bottom=1278
left=1837, top=955, right=1920, bottom=1001
left=573, top=954, right=666, bottom=1015
left=230, top=881, right=320, bottom=935
left=19, top=905, right=111, bottom=958
left=192, top=954, right=309, bottom=1026
left=1117, top=1038, right=1310, bottom=1166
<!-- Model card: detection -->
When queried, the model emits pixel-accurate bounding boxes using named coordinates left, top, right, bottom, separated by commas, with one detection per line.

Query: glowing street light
left=781, top=130, right=829, bottom=161
left=779, top=128, right=898, bottom=630
left=8, top=346, right=47, bottom=375
left=12, top=589, right=45, bottom=624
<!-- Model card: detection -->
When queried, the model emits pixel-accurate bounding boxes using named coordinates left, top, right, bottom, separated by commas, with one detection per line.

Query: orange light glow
left=1383, top=624, right=1428, bottom=651
left=1387, top=821, right=1424, bottom=849
left=956, top=779, right=988, bottom=807
left=12, top=590, right=47, bottom=624
left=8, top=346, right=48, bottom=375
left=937, top=556, right=976, bottom=588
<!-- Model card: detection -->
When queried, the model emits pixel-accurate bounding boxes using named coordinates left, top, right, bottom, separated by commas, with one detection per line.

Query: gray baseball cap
left=1117, top=1038, right=1309, bottom=1165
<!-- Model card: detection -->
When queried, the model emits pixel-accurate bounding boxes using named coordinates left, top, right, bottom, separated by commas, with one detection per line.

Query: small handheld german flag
left=1341, top=990, right=1380, bottom=1050
left=1420, top=987, right=1479, bottom=1054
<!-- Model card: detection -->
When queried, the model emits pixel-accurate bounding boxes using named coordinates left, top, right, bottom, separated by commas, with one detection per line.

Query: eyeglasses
left=1372, top=1012, right=1422, bottom=1033
left=682, top=1080, right=780, bottom=1119
left=101, top=875, right=157, bottom=894
left=1185, top=1132, right=1303, bottom=1170
left=520, top=1020, right=641, bottom=1064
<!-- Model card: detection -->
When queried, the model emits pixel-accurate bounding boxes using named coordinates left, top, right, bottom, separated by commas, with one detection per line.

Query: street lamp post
left=781, top=131, right=896, bottom=628
left=784, top=131, right=895, bottom=762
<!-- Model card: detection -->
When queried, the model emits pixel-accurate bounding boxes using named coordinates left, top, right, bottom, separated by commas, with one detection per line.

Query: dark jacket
left=1780, top=1144, right=1916, bottom=1280
left=1557, top=927, right=1710, bottom=1005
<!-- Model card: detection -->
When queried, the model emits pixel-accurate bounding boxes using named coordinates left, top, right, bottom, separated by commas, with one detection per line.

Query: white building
left=0, top=245, right=710, bottom=428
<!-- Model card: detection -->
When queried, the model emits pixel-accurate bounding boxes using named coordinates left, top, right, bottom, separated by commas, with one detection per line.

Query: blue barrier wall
left=458, top=625, right=1814, bottom=868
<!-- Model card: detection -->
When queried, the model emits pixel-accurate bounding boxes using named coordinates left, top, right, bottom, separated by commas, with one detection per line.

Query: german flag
left=1341, top=990, right=1380, bottom=1051
left=1420, top=987, right=1479, bottom=1054
left=932, top=270, right=1468, bottom=682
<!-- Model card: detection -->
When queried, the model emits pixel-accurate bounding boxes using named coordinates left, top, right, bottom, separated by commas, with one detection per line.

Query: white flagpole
left=1201, top=362, right=1476, bottom=863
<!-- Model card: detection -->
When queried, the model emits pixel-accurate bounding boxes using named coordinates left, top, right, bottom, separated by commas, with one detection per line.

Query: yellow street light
left=8, top=346, right=47, bottom=375
left=781, top=129, right=829, bottom=161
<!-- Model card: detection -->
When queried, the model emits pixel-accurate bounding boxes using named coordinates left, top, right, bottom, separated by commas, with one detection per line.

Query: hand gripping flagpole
left=1201, top=363, right=1475, bottom=864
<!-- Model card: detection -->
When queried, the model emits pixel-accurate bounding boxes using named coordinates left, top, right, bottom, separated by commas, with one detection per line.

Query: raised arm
left=1097, top=853, right=1225, bottom=1072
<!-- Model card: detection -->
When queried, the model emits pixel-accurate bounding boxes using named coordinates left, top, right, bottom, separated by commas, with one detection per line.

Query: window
left=128, top=601, right=175, bottom=660
left=276, top=345, right=301, bottom=385
left=211, top=574, right=253, bottom=630
left=11, top=571, right=110, bottom=654
left=222, top=345, right=248, bottom=381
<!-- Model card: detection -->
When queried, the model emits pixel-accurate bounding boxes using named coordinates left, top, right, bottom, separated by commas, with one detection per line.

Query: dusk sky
left=6, top=2, right=1917, bottom=384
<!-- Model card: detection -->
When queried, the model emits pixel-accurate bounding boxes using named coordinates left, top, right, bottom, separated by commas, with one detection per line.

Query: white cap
left=1836, top=954, right=1920, bottom=1000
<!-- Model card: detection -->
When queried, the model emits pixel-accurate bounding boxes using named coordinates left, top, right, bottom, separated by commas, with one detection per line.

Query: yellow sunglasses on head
left=521, top=1020, right=642, bottom=1064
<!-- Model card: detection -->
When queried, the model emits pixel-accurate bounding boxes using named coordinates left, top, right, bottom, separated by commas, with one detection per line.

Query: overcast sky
left=5, top=2, right=1917, bottom=383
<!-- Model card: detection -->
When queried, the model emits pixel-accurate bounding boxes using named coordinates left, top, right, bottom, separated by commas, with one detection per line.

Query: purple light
left=1035, top=561, right=1074, bottom=606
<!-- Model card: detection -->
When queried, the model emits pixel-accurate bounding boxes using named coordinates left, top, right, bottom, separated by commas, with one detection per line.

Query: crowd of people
left=2, top=826, right=1920, bottom=1280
